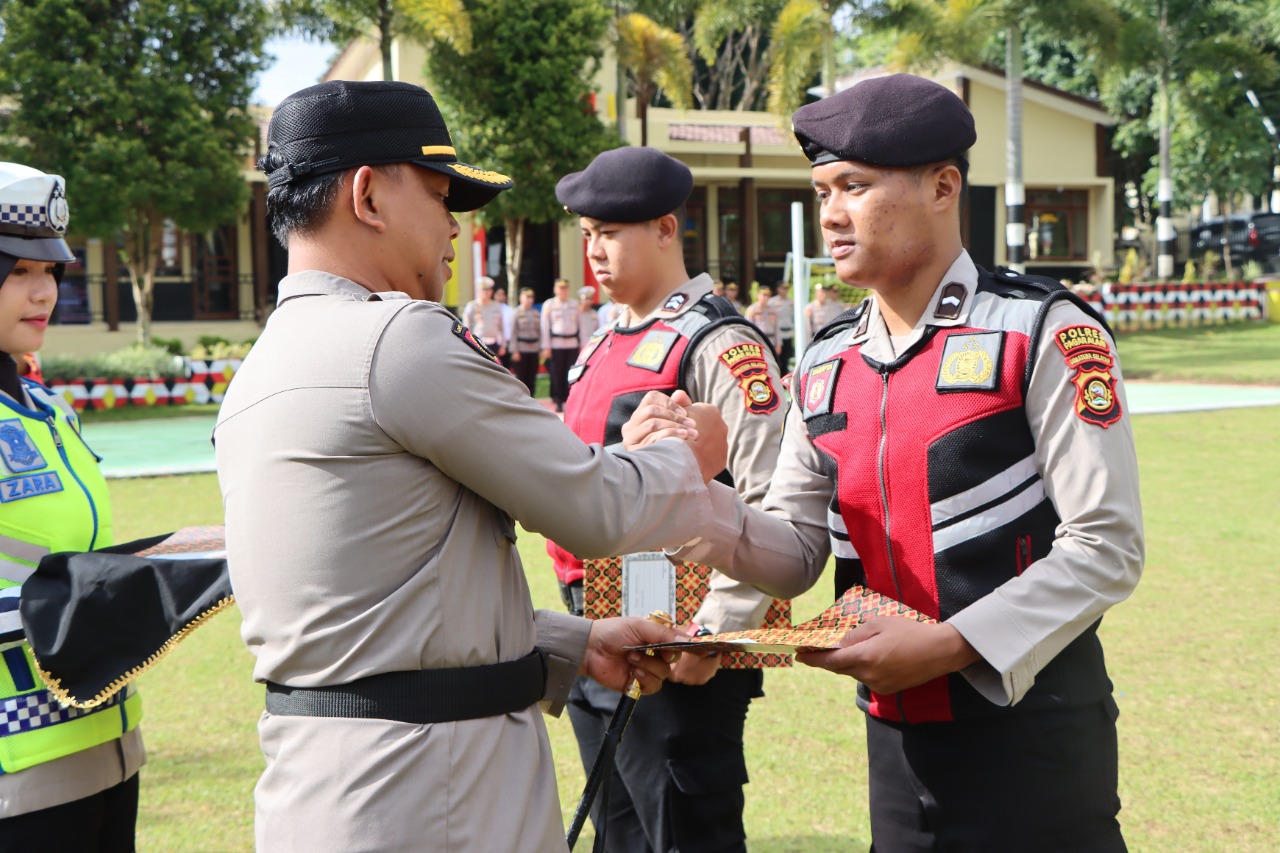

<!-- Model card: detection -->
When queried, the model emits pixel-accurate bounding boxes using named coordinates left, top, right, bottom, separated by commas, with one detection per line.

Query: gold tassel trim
left=34, top=594, right=237, bottom=710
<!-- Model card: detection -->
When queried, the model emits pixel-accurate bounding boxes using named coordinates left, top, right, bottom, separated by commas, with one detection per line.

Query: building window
left=1027, top=189, right=1089, bottom=261
left=758, top=189, right=816, bottom=260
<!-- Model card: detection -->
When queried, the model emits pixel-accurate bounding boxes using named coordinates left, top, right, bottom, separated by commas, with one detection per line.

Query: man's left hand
left=581, top=616, right=684, bottom=696
left=795, top=617, right=981, bottom=695
left=669, top=648, right=721, bottom=685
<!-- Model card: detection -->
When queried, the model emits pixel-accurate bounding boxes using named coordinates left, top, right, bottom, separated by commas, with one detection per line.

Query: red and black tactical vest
left=550, top=293, right=766, bottom=585
left=797, top=268, right=1115, bottom=722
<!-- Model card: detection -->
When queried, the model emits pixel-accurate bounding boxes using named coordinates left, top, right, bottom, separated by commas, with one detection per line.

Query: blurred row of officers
left=464, top=275, right=849, bottom=408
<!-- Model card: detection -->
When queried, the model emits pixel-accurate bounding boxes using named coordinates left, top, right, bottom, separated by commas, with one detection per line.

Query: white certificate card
left=621, top=552, right=676, bottom=618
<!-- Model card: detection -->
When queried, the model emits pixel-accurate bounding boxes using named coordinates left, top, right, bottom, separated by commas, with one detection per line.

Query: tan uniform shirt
left=513, top=306, right=542, bottom=354
left=769, top=293, right=795, bottom=341
left=214, top=271, right=713, bottom=852
left=578, top=305, right=599, bottom=349
left=540, top=297, right=581, bottom=350
left=462, top=299, right=505, bottom=349
left=744, top=302, right=781, bottom=351
left=614, top=273, right=786, bottom=632
left=804, top=297, right=847, bottom=335
left=678, top=252, right=1144, bottom=707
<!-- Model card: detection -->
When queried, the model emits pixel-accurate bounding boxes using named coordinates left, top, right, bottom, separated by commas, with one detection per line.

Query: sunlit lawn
left=117, top=400, right=1280, bottom=851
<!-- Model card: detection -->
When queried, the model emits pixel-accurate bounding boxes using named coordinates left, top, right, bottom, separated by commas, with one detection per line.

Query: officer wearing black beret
left=551, top=146, right=790, bottom=852
left=638, top=72, right=1142, bottom=851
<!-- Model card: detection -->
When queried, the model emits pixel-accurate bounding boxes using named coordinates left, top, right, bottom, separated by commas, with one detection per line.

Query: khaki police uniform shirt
left=769, top=293, right=795, bottom=340
left=541, top=296, right=581, bottom=350
left=677, top=252, right=1144, bottom=707
left=462, top=299, right=505, bottom=348
left=214, top=271, right=714, bottom=852
left=804, top=297, right=847, bottom=335
left=613, top=273, right=786, bottom=633
left=513, top=306, right=542, bottom=353
left=744, top=301, right=781, bottom=351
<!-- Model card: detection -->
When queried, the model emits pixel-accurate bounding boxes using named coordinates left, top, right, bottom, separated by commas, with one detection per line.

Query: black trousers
left=0, top=771, right=139, bottom=853
left=778, top=337, right=794, bottom=373
left=568, top=669, right=764, bottom=853
left=549, top=346, right=578, bottom=404
left=512, top=350, right=540, bottom=395
left=865, top=697, right=1126, bottom=853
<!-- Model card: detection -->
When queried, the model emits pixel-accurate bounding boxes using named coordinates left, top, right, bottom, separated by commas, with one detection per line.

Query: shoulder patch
left=0, top=420, right=47, bottom=473
left=801, top=359, right=841, bottom=420
left=933, top=282, right=968, bottom=320
left=452, top=321, right=500, bottom=363
left=661, top=292, right=689, bottom=313
left=718, top=342, right=779, bottom=415
left=1054, top=324, right=1122, bottom=427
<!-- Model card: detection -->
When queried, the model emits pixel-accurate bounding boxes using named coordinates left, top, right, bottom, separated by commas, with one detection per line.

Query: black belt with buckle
left=265, top=650, right=546, bottom=725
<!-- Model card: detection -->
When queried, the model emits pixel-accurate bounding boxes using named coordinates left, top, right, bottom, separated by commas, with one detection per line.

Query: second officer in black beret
left=639, top=71, right=1143, bottom=853
left=551, top=145, right=791, bottom=852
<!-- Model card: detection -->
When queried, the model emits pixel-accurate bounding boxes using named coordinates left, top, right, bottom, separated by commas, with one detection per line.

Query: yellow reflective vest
left=0, top=381, right=140, bottom=774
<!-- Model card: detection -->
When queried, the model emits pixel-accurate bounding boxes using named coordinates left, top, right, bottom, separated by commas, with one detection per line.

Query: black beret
left=556, top=147, right=692, bottom=223
left=262, top=80, right=513, bottom=213
left=793, top=73, right=976, bottom=168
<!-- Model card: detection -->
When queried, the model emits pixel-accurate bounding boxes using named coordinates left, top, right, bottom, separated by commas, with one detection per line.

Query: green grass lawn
left=112, top=403, right=1280, bottom=852
left=1117, top=321, right=1280, bottom=384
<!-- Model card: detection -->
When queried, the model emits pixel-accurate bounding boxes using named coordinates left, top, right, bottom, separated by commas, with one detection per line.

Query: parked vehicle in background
left=1190, top=212, right=1280, bottom=275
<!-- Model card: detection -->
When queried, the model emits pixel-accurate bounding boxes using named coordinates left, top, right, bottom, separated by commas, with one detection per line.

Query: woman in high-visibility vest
left=0, top=162, right=143, bottom=851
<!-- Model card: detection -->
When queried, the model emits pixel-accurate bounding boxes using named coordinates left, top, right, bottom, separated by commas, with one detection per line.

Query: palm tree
left=276, top=0, right=472, bottom=81
left=765, top=0, right=835, bottom=119
left=877, top=0, right=1119, bottom=272
left=615, top=12, right=694, bottom=146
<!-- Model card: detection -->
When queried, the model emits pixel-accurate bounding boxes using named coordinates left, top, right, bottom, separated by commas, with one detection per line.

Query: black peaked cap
left=262, top=80, right=512, bottom=213
left=793, top=73, right=976, bottom=168
left=557, top=147, right=693, bottom=223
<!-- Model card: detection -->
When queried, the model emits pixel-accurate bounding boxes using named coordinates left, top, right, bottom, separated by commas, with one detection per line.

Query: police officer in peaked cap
left=634, top=72, right=1143, bottom=851
left=215, top=81, right=730, bottom=851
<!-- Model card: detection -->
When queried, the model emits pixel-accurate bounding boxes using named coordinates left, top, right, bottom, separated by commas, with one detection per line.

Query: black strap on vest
left=265, top=650, right=547, bottom=724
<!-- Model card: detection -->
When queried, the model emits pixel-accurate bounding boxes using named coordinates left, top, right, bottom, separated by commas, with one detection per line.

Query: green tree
left=614, top=12, right=694, bottom=146
left=426, top=0, right=618, bottom=296
left=0, top=0, right=271, bottom=344
left=869, top=0, right=1120, bottom=271
left=278, top=0, right=471, bottom=80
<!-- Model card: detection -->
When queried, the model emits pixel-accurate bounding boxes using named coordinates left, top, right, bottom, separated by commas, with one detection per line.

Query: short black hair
left=260, top=152, right=402, bottom=247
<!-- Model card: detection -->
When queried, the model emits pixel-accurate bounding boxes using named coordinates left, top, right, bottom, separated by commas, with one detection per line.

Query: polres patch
left=1054, top=324, right=1122, bottom=427
left=801, top=359, right=840, bottom=420
left=627, top=330, right=679, bottom=372
left=0, top=420, right=46, bottom=473
left=451, top=321, right=500, bottom=363
left=718, top=342, right=779, bottom=415
left=936, top=331, right=1003, bottom=392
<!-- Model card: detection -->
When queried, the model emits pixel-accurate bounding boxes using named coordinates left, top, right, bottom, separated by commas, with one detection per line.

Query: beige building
left=45, top=48, right=1119, bottom=354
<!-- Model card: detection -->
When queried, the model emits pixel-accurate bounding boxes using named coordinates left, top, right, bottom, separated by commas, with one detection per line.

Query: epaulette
left=812, top=298, right=870, bottom=343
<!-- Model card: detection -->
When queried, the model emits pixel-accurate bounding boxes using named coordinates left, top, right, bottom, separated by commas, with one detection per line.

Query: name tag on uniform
left=621, top=551, right=676, bottom=617
left=936, top=331, right=1003, bottom=392
left=0, top=472, right=63, bottom=502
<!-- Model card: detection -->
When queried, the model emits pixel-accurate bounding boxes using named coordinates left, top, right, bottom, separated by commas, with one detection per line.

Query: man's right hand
left=621, top=390, right=728, bottom=483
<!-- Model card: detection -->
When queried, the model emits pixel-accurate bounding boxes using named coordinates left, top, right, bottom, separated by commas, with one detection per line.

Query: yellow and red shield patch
left=718, top=342, right=780, bottom=415
left=1054, top=324, right=1121, bottom=427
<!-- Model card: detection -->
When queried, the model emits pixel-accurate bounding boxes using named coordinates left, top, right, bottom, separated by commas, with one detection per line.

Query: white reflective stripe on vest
left=0, top=534, right=48, bottom=584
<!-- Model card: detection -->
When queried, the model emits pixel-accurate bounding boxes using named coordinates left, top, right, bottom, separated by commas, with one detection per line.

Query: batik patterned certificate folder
left=628, top=583, right=935, bottom=655
left=583, top=556, right=792, bottom=668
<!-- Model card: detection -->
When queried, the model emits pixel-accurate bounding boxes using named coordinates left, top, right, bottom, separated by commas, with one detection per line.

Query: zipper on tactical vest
left=46, top=415, right=100, bottom=550
left=875, top=369, right=910, bottom=723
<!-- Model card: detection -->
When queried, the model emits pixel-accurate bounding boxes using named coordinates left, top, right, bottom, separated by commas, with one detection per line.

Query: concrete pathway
left=84, top=386, right=1278, bottom=479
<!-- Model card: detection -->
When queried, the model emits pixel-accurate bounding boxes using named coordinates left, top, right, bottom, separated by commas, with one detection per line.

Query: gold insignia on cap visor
left=420, top=145, right=457, bottom=157
left=447, top=163, right=513, bottom=185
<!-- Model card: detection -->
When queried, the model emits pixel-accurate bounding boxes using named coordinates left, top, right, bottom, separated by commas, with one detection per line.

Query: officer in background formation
left=215, top=80, right=728, bottom=852
left=0, top=163, right=145, bottom=849
left=743, top=284, right=781, bottom=356
left=462, top=276, right=506, bottom=360
left=510, top=286, right=542, bottom=395
left=493, top=283, right=516, bottom=369
left=541, top=278, right=582, bottom=412
left=645, top=73, right=1143, bottom=851
left=768, top=281, right=795, bottom=370
left=551, top=146, right=788, bottom=853
left=577, top=285, right=599, bottom=349
left=803, top=280, right=846, bottom=336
